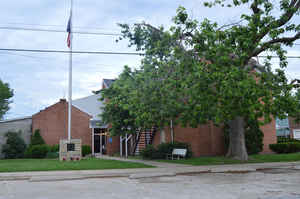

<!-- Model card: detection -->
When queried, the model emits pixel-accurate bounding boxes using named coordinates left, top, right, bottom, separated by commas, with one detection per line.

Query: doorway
left=94, top=128, right=107, bottom=154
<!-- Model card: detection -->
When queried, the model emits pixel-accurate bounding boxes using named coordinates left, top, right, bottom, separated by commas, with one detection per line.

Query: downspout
left=170, top=120, right=174, bottom=143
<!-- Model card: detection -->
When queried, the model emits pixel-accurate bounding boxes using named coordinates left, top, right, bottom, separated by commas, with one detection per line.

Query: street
left=1, top=168, right=300, bottom=199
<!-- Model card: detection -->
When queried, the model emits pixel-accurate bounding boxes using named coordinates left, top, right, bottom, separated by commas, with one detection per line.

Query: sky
left=0, top=0, right=299, bottom=120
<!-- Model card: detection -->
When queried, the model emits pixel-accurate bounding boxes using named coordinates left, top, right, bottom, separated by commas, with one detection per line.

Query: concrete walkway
left=0, top=158, right=300, bottom=182
left=97, top=155, right=189, bottom=168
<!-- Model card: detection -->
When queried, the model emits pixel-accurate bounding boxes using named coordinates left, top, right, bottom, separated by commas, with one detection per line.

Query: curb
left=210, top=167, right=257, bottom=173
left=0, top=176, right=31, bottom=181
left=29, top=174, right=129, bottom=182
left=1, top=161, right=299, bottom=182
left=0, top=169, right=251, bottom=182
left=129, top=172, right=176, bottom=179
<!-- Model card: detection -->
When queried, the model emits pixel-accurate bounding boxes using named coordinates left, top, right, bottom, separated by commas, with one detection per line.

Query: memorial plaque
left=67, top=143, right=75, bottom=151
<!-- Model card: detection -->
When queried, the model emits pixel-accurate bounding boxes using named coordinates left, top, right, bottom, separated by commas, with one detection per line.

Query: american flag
left=66, top=14, right=71, bottom=48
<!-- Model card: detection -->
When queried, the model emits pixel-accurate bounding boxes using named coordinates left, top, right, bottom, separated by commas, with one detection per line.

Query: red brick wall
left=32, top=99, right=92, bottom=147
left=260, top=120, right=277, bottom=153
left=288, top=117, right=300, bottom=139
left=152, top=123, right=225, bottom=157
left=104, top=123, right=120, bottom=156
left=152, top=120, right=276, bottom=157
left=106, top=136, right=120, bottom=156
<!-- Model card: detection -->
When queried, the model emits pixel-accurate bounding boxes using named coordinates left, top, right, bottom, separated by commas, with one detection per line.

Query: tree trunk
left=226, top=116, right=248, bottom=161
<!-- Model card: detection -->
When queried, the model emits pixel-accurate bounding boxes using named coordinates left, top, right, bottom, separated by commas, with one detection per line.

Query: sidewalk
left=0, top=157, right=300, bottom=182
left=97, top=155, right=190, bottom=168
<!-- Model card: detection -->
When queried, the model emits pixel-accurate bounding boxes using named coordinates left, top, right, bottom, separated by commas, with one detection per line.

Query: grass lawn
left=0, top=158, right=154, bottom=173
left=157, top=153, right=300, bottom=166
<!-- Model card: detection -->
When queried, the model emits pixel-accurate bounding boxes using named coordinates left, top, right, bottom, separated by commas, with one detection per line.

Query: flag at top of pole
left=66, top=12, right=72, bottom=48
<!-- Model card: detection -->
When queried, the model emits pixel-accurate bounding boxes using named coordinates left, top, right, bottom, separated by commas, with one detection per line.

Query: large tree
left=0, top=79, right=13, bottom=119
left=102, top=0, right=300, bottom=160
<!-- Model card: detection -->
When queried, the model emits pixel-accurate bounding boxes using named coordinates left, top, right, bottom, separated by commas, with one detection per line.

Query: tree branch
left=254, top=0, right=300, bottom=44
left=275, top=0, right=300, bottom=28
left=252, top=32, right=300, bottom=57
left=217, top=19, right=244, bottom=31
left=250, top=0, right=261, bottom=14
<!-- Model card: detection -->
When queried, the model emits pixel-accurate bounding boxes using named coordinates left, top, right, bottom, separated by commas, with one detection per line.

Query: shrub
left=269, top=142, right=300, bottom=153
left=140, top=142, right=192, bottom=159
left=30, top=129, right=45, bottom=146
left=1, top=131, right=27, bottom=159
left=82, top=145, right=91, bottom=156
left=25, top=144, right=49, bottom=158
left=50, top=144, right=59, bottom=152
left=157, top=142, right=193, bottom=158
left=140, top=145, right=158, bottom=159
left=277, top=136, right=300, bottom=143
left=45, top=151, right=59, bottom=159
left=224, top=119, right=264, bottom=155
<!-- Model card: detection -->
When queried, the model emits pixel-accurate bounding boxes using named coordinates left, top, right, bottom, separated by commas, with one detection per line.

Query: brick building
left=32, top=99, right=92, bottom=147
left=288, top=117, right=300, bottom=140
left=144, top=119, right=276, bottom=157
left=32, top=91, right=120, bottom=156
left=103, top=79, right=276, bottom=157
left=32, top=78, right=276, bottom=158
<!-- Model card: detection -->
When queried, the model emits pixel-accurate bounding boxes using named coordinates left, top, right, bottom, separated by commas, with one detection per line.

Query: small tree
left=0, top=79, right=14, bottom=119
left=30, top=129, right=45, bottom=146
left=2, top=131, right=27, bottom=159
left=25, top=129, right=48, bottom=159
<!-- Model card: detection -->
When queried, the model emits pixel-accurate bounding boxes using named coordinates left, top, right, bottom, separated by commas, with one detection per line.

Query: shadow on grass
left=155, top=153, right=300, bottom=166
left=0, top=158, right=154, bottom=173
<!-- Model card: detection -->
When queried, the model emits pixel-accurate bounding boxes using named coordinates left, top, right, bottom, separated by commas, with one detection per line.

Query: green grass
left=0, top=158, right=154, bottom=173
left=157, top=153, right=300, bottom=166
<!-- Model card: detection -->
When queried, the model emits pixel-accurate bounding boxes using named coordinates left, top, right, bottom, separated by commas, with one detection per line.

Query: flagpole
left=68, top=0, right=73, bottom=142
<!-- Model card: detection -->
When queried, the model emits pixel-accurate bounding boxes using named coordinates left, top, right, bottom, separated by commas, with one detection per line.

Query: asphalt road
left=1, top=168, right=300, bottom=199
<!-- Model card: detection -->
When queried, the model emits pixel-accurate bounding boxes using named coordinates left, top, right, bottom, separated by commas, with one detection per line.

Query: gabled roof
left=72, top=94, right=104, bottom=120
left=103, top=79, right=115, bottom=88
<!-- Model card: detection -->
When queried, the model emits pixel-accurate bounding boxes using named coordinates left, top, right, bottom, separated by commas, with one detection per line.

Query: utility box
left=59, top=139, right=82, bottom=161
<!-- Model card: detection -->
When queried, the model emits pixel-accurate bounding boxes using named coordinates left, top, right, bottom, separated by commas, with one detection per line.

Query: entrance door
left=94, top=135, right=100, bottom=153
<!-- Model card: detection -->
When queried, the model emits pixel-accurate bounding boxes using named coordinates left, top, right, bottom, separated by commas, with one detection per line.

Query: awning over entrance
left=89, top=119, right=108, bottom=129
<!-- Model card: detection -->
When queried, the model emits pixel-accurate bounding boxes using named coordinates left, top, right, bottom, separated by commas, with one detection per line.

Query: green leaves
left=102, top=3, right=300, bottom=139
left=0, top=79, right=14, bottom=119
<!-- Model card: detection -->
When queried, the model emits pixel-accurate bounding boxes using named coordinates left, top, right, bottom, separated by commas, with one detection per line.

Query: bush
left=50, top=144, right=59, bottom=152
left=82, top=145, right=91, bottom=156
left=270, top=142, right=300, bottom=153
left=1, top=131, right=27, bottom=159
left=157, top=142, right=193, bottom=158
left=30, top=129, right=45, bottom=146
left=25, top=144, right=49, bottom=159
left=45, top=151, right=59, bottom=159
left=224, top=119, right=264, bottom=155
left=277, top=136, right=300, bottom=143
left=140, top=142, right=192, bottom=159
left=140, top=145, right=158, bottom=159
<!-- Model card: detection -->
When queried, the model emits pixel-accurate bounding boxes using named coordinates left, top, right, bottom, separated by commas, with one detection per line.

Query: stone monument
left=59, top=139, right=82, bottom=161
